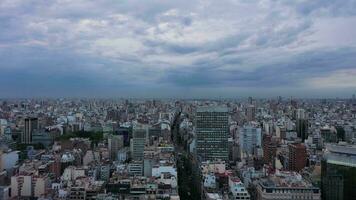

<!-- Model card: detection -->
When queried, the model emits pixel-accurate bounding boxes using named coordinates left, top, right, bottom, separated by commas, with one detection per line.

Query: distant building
left=117, top=148, right=129, bottom=163
left=205, top=193, right=223, bottom=200
left=32, top=131, right=53, bottom=147
left=48, top=155, right=61, bottom=178
left=99, top=165, right=110, bottom=181
left=21, top=117, right=39, bottom=144
left=0, top=150, right=19, bottom=174
left=203, top=173, right=216, bottom=189
left=130, top=124, right=147, bottom=161
left=256, top=171, right=320, bottom=200
left=108, top=135, right=123, bottom=160
left=296, top=109, right=308, bottom=141
left=152, top=165, right=177, bottom=178
left=288, top=143, right=307, bottom=172
left=296, top=108, right=306, bottom=119
left=196, top=106, right=229, bottom=161
left=117, top=126, right=131, bottom=146
left=239, top=125, right=262, bottom=155
left=128, top=161, right=143, bottom=176
left=69, top=187, right=86, bottom=200
left=61, top=166, right=85, bottom=182
left=263, top=135, right=277, bottom=165
left=296, top=119, right=308, bottom=141
left=83, top=150, right=100, bottom=166
left=11, top=174, right=50, bottom=199
left=321, top=126, right=337, bottom=143
left=228, top=176, right=250, bottom=199
left=322, top=143, right=356, bottom=200
left=246, top=105, right=256, bottom=122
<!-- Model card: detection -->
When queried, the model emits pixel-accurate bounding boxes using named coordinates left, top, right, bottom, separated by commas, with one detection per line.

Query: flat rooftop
left=260, top=171, right=316, bottom=189
left=197, top=106, right=228, bottom=112
left=325, top=143, right=356, bottom=155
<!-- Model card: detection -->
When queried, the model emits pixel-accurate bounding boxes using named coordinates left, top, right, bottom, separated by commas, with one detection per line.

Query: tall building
left=288, top=143, right=307, bottom=172
left=239, top=125, right=262, bottom=155
left=296, top=108, right=306, bottom=119
left=196, top=106, right=229, bottom=161
left=322, top=143, right=356, bottom=200
left=296, top=119, right=308, bottom=141
left=108, top=135, right=124, bottom=160
left=248, top=96, right=253, bottom=104
left=130, top=124, right=147, bottom=161
left=321, top=126, right=337, bottom=143
left=21, top=117, right=39, bottom=144
left=246, top=105, right=256, bottom=122
left=263, top=135, right=277, bottom=165
left=296, top=109, right=308, bottom=141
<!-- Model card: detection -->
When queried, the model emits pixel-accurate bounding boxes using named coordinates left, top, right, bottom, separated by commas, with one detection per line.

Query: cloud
left=292, top=0, right=356, bottom=16
left=306, top=69, right=356, bottom=89
left=0, top=0, right=356, bottom=97
left=162, top=47, right=356, bottom=89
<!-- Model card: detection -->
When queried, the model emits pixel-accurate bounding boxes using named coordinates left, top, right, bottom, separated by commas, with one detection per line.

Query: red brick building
left=288, top=143, right=307, bottom=172
left=263, top=135, right=277, bottom=165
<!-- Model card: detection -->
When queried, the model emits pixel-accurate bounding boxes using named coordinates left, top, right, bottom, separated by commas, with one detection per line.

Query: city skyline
left=1, top=94, right=356, bottom=199
left=1, top=0, right=356, bottom=98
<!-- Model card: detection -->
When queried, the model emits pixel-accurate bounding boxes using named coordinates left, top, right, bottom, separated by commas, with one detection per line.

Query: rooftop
left=325, top=143, right=356, bottom=155
left=197, top=106, right=228, bottom=113
left=260, top=171, right=316, bottom=189
left=324, top=143, right=356, bottom=167
left=230, top=177, right=241, bottom=183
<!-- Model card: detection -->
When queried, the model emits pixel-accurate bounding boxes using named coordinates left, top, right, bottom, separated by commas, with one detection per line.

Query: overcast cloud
left=0, top=0, right=356, bottom=98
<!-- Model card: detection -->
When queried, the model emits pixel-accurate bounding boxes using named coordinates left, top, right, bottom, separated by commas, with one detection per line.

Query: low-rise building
left=256, top=171, right=320, bottom=200
left=228, top=176, right=250, bottom=200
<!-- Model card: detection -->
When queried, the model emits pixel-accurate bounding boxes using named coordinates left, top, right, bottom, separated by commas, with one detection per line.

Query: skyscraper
left=296, top=109, right=308, bottom=141
left=130, top=124, right=147, bottom=161
left=21, top=117, right=38, bottom=144
left=196, top=106, right=229, bottom=161
left=322, top=143, right=356, bottom=200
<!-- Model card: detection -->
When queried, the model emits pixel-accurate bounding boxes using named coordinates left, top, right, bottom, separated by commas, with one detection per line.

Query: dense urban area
left=0, top=96, right=356, bottom=200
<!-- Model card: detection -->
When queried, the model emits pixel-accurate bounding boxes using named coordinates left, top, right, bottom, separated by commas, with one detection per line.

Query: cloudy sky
left=1, top=0, right=356, bottom=98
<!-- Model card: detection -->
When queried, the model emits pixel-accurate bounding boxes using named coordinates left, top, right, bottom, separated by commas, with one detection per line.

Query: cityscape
left=0, top=97, right=356, bottom=200
left=1, top=0, right=356, bottom=200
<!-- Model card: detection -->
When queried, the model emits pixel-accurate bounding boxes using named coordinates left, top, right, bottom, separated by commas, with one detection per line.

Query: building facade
left=108, top=135, right=123, bottom=160
left=288, top=143, right=307, bottom=172
left=322, top=143, right=356, bottom=200
left=239, top=125, right=262, bottom=155
left=21, top=117, right=39, bottom=144
left=196, top=107, right=229, bottom=161
left=130, top=124, right=147, bottom=161
left=256, top=172, right=320, bottom=200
